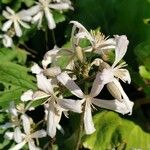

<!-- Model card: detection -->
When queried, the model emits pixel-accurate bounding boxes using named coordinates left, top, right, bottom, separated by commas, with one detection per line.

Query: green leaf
left=0, top=62, right=36, bottom=108
left=0, top=48, right=27, bottom=65
left=83, top=111, right=150, bottom=150
left=53, top=11, right=66, bottom=24
left=134, top=40, right=150, bottom=68
left=1, top=0, right=12, bottom=4
left=22, top=0, right=34, bottom=7
left=139, top=65, right=150, bottom=80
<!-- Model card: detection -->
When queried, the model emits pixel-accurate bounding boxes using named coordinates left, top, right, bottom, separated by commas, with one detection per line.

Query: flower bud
left=44, top=67, right=61, bottom=77
left=75, top=46, right=84, bottom=63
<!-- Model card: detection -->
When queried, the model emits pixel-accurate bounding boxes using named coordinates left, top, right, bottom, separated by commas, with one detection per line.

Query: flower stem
left=74, top=108, right=84, bottom=150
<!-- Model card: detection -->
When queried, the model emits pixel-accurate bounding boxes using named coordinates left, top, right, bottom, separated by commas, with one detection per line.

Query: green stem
left=45, top=25, right=49, bottom=51
left=74, top=111, right=84, bottom=150
left=51, top=30, right=56, bottom=45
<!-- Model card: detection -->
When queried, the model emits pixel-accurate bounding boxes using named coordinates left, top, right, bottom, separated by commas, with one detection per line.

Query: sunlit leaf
left=83, top=111, right=150, bottom=150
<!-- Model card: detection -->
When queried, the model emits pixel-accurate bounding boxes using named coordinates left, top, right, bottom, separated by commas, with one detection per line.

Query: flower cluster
left=0, top=0, right=72, bottom=47
left=3, top=21, right=134, bottom=149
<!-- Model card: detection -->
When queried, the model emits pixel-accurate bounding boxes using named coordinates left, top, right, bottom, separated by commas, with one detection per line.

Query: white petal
left=2, top=20, right=13, bottom=31
left=31, top=130, right=47, bottom=138
left=28, top=139, right=40, bottom=150
left=6, top=7, right=15, bottom=15
left=57, top=72, right=84, bottom=98
left=113, top=35, right=129, bottom=67
left=44, top=7, right=56, bottom=29
left=2, top=10, right=10, bottom=19
left=32, top=11, right=43, bottom=23
left=92, top=98, right=133, bottom=115
left=44, top=66, right=61, bottom=77
left=32, top=90, right=49, bottom=100
left=42, top=46, right=59, bottom=69
left=21, top=114, right=31, bottom=135
left=21, top=90, right=33, bottom=102
left=84, top=101, right=96, bottom=134
left=4, top=131, right=14, bottom=140
left=26, top=5, right=41, bottom=16
left=9, top=101, right=18, bottom=116
left=115, top=68, right=131, bottom=84
left=9, top=141, right=26, bottom=150
left=70, top=21, right=94, bottom=44
left=19, top=20, right=30, bottom=29
left=31, top=63, right=43, bottom=74
left=49, top=3, right=70, bottom=10
left=37, top=74, right=53, bottom=94
left=113, top=79, right=134, bottom=115
left=0, top=122, right=14, bottom=129
left=57, top=98, right=82, bottom=113
left=17, top=10, right=32, bottom=22
left=47, top=105, right=62, bottom=138
left=90, top=72, right=105, bottom=97
left=2, top=34, right=13, bottom=47
left=14, top=127, right=22, bottom=143
left=14, top=20, right=22, bottom=37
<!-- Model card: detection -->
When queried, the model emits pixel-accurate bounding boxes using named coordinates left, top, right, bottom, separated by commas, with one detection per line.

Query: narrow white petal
left=2, top=10, right=10, bottom=19
left=56, top=124, right=64, bottom=134
left=84, top=101, right=96, bottom=134
left=47, top=104, right=62, bottom=138
left=90, top=72, right=105, bottom=97
left=14, top=20, right=22, bottom=37
left=57, top=98, right=82, bottom=113
left=28, top=139, right=40, bottom=150
left=9, top=141, right=26, bottom=150
left=2, top=34, right=13, bottom=47
left=9, top=101, right=18, bottom=116
left=21, top=114, right=31, bottom=135
left=70, top=21, right=94, bottom=44
left=14, top=127, right=22, bottom=143
left=21, top=90, right=33, bottom=102
left=17, top=10, right=32, bottom=22
left=31, top=130, right=47, bottom=138
left=113, top=79, right=134, bottom=115
left=31, top=63, right=43, bottom=74
left=6, top=7, right=15, bottom=15
left=115, top=68, right=131, bottom=84
left=49, top=3, right=70, bottom=10
left=32, top=90, right=49, bottom=100
left=0, top=122, right=14, bottom=129
left=36, top=74, right=53, bottom=94
left=42, top=46, right=59, bottom=69
left=2, top=20, right=13, bottom=31
left=26, top=5, right=41, bottom=16
left=32, top=11, right=43, bottom=23
left=4, top=132, right=14, bottom=140
left=18, top=20, right=30, bottom=29
left=44, top=7, right=56, bottom=29
left=113, top=35, right=129, bottom=67
left=57, top=72, right=84, bottom=98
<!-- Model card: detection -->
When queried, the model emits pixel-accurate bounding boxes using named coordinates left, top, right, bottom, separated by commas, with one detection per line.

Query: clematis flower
left=57, top=72, right=133, bottom=134
left=21, top=73, right=82, bottom=138
left=92, top=35, right=134, bottom=114
left=0, top=34, right=13, bottom=47
left=70, top=21, right=116, bottom=53
left=5, top=114, right=47, bottom=150
left=26, top=0, right=72, bottom=29
left=2, top=7, right=31, bottom=37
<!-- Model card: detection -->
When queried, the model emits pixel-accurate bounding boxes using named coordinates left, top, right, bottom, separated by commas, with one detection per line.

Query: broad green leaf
left=0, top=62, right=36, bottom=108
left=139, top=65, right=150, bottom=80
left=83, top=111, right=150, bottom=150
left=53, top=11, right=66, bottom=24
left=1, top=0, right=12, bottom=4
left=22, top=0, right=34, bottom=7
left=134, top=40, right=150, bottom=68
left=0, top=48, right=27, bottom=64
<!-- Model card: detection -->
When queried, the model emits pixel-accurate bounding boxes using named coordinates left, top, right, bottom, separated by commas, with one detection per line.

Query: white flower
left=2, top=7, right=31, bottom=37
left=21, top=73, right=82, bottom=138
left=27, top=0, right=72, bottom=29
left=93, top=35, right=133, bottom=114
left=70, top=21, right=116, bottom=53
left=6, top=114, right=46, bottom=150
left=0, top=34, right=13, bottom=47
left=57, top=72, right=133, bottom=134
